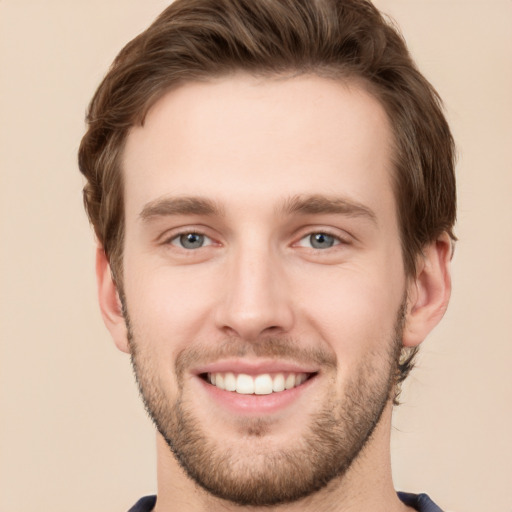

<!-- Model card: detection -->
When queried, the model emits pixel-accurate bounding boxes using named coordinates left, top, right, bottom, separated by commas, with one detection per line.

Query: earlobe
left=96, top=247, right=130, bottom=354
left=403, top=232, right=453, bottom=347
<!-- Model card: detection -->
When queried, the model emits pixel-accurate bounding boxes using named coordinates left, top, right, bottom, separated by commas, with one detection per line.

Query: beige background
left=0, top=1, right=511, bottom=511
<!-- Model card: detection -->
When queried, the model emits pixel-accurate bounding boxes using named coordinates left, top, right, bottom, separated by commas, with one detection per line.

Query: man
left=78, top=0, right=456, bottom=511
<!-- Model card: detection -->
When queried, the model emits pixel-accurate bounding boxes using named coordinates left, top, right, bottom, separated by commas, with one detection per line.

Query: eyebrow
left=139, top=193, right=377, bottom=224
left=139, top=196, right=224, bottom=221
left=280, top=194, right=377, bottom=223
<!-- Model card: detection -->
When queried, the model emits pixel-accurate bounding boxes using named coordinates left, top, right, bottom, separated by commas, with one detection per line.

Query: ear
left=403, top=232, right=453, bottom=347
left=96, top=247, right=130, bottom=353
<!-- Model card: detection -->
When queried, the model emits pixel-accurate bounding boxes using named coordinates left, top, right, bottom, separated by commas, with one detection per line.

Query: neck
left=152, top=403, right=411, bottom=512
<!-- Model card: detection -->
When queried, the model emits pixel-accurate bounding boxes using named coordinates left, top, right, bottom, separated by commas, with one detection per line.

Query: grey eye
left=309, top=233, right=336, bottom=249
left=176, top=233, right=206, bottom=249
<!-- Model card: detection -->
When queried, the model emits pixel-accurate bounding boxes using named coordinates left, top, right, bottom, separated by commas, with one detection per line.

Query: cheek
left=123, top=265, right=220, bottom=400
left=123, top=259, right=219, bottom=347
left=293, top=263, right=404, bottom=356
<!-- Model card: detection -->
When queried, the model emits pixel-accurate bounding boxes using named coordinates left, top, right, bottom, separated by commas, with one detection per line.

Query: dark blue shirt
left=128, top=492, right=444, bottom=511
left=398, top=492, right=444, bottom=511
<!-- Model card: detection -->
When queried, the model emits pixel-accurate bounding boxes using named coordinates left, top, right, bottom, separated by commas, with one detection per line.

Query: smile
left=206, top=372, right=313, bottom=395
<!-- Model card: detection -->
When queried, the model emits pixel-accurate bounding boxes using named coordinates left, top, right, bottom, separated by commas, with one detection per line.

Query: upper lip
left=192, top=358, right=320, bottom=376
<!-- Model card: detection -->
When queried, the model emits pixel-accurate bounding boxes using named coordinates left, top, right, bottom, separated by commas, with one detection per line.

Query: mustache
left=174, top=336, right=338, bottom=380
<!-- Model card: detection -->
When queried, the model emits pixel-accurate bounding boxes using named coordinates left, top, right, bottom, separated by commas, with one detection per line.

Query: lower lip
left=196, top=375, right=317, bottom=415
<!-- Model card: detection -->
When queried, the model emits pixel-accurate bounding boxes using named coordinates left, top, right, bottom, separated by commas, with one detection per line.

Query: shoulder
left=398, top=492, right=445, bottom=512
left=127, top=495, right=157, bottom=512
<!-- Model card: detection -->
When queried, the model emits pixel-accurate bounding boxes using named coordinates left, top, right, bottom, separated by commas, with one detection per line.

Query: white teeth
left=216, top=373, right=225, bottom=390
left=254, top=374, right=273, bottom=395
left=236, top=374, right=255, bottom=394
left=272, top=373, right=285, bottom=392
left=285, top=374, right=296, bottom=390
left=224, top=372, right=236, bottom=392
left=207, top=372, right=310, bottom=394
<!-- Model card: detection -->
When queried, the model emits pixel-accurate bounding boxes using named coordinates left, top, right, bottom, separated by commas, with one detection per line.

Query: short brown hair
left=78, top=0, right=456, bottom=396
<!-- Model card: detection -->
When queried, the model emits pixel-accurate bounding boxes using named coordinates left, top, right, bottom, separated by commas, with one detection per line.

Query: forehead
left=122, top=74, right=395, bottom=223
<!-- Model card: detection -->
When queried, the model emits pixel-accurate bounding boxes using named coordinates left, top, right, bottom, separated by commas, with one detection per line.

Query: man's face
left=119, top=74, right=408, bottom=505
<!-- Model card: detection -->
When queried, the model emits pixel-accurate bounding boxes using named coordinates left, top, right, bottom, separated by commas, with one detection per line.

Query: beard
left=125, top=302, right=405, bottom=507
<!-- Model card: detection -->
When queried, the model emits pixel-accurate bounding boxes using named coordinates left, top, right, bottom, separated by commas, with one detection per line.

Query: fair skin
left=97, top=74, right=451, bottom=511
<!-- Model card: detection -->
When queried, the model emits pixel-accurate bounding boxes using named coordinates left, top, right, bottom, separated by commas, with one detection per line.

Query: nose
left=214, top=244, right=294, bottom=341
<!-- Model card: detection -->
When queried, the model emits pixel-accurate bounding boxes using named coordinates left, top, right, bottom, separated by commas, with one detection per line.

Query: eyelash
left=295, top=231, right=346, bottom=250
left=163, top=228, right=349, bottom=251
left=165, top=230, right=215, bottom=250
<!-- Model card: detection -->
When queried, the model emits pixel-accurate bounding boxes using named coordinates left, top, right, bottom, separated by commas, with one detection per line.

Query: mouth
left=192, top=360, right=320, bottom=414
left=201, top=371, right=316, bottom=395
